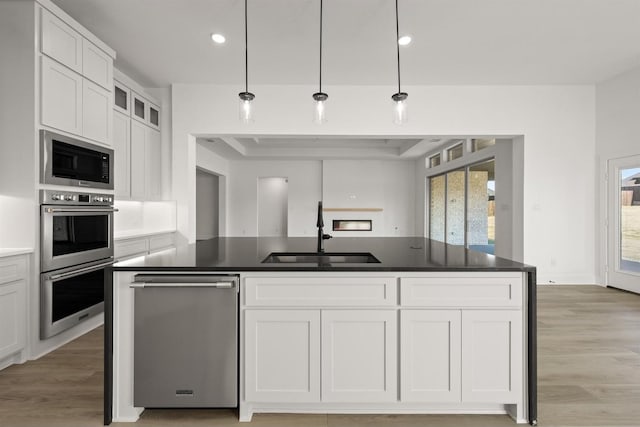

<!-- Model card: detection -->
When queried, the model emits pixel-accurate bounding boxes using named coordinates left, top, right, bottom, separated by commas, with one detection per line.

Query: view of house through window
left=620, top=167, right=640, bottom=273
left=427, top=158, right=496, bottom=255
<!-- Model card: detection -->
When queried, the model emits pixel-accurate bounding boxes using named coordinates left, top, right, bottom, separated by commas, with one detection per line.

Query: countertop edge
left=0, top=248, right=34, bottom=258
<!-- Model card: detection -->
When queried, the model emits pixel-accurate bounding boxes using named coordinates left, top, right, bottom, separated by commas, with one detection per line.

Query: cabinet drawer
left=149, top=234, right=175, bottom=253
left=0, top=256, right=27, bottom=285
left=244, top=277, right=397, bottom=307
left=401, top=275, right=522, bottom=307
left=82, top=39, right=112, bottom=90
left=114, top=238, right=148, bottom=261
left=40, top=7, right=83, bottom=73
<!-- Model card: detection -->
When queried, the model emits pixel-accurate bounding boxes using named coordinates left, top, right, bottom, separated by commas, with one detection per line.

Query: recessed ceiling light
left=398, top=35, right=412, bottom=46
left=211, top=33, right=226, bottom=44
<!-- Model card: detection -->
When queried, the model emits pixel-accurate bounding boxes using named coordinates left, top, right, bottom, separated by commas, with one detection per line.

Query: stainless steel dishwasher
left=131, top=274, right=238, bottom=408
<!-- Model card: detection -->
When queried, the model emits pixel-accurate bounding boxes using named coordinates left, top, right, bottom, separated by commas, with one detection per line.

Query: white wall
left=322, top=160, right=416, bottom=237
left=595, top=65, right=640, bottom=284
left=227, top=161, right=322, bottom=236
left=257, top=177, right=288, bottom=237
left=172, top=83, right=596, bottom=283
left=196, top=169, right=219, bottom=240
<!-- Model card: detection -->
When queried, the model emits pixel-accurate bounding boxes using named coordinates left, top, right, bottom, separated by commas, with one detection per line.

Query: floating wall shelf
left=322, top=208, right=383, bottom=212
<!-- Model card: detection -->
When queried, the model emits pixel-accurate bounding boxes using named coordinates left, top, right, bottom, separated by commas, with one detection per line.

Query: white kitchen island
left=107, top=237, right=537, bottom=426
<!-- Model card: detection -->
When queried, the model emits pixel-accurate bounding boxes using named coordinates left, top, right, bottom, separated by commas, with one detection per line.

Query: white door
left=40, top=56, right=82, bottom=135
left=82, top=79, right=111, bottom=145
left=400, top=310, right=461, bottom=402
left=244, top=310, right=320, bottom=403
left=257, top=177, right=288, bottom=237
left=321, top=310, right=397, bottom=402
left=145, top=127, right=161, bottom=199
left=113, top=111, right=130, bottom=199
left=461, top=310, right=521, bottom=403
left=607, top=155, right=640, bottom=292
left=129, top=120, right=147, bottom=200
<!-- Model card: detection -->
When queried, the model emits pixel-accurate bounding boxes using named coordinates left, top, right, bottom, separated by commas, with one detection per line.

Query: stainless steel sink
left=262, top=252, right=381, bottom=264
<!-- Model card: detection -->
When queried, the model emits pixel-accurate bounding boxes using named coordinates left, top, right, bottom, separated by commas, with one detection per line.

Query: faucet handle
left=322, top=233, right=332, bottom=240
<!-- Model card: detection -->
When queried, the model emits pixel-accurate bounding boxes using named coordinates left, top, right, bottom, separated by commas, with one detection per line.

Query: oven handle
left=48, top=260, right=115, bottom=281
left=44, top=207, right=119, bottom=213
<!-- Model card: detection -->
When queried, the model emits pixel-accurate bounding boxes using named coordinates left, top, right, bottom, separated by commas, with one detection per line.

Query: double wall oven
left=39, top=131, right=117, bottom=339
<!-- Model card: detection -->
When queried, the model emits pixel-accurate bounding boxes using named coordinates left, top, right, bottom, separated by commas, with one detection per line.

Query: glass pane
left=429, top=175, right=445, bottom=242
left=446, top=170, right=465, bottom=245
left=447, top=144, right=463, bottom=161
left=150, top=107, right=159, bottom=126
left=472, top=138, right=495, bottom=152
left=134, top=98, right=145, bottom=119
left=52, top=215, right=109, bottom=256
left=115, top=86, right=128, bottom=110
left=467, top=159, right=495, bottom=254
left=429, top=154, right=441, bottom=168
left=52, top=269, right=104, bottom=322
left=620, top=167, right=640, bottom=273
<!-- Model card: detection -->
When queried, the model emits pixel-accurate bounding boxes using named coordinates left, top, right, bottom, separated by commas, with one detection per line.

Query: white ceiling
left=53, top=0, right=640, bottom=88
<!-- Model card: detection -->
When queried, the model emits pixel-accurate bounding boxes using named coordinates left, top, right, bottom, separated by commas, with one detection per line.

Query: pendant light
left=238, top=0, right=255, bottom=123
left=312, top=0, right=328, bottom=124
left=392, top=0, right=408, bottom=124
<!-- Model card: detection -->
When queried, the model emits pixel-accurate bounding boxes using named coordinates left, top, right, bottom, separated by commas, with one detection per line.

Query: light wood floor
left=1, top=285, right=640, bottom=427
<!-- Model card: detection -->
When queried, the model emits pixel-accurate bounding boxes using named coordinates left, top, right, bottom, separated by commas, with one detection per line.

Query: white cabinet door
left=40, top=7, right=82, bottom=73
left=401, top=310, right=461, bottom=402
left=146, top=128, right=161, bottom=200
left=321, top=310, right=397, bottom=402
left=130, top=120, right=147, bottom=200
left=245, top=310, right=320, bottom=403
left=41, top=56, right=82, bottom=135
left=0, top=279, right=27, bottom=360
left=82, top=39, right=113, bottom=90
left=113, top=110, right=131, bottom=199
left=82, top=79, right=111, bottom=145
left=131, top=91, right=147, bottom=124
left=461, top=310, right=522, bottom=403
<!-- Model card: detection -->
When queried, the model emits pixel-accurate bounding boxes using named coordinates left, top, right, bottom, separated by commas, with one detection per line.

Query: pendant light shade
left=392, top=0, right=408, bottom=124
left=239, top=0, right=255, bottom=123
left=313, top=0, right=328, bottom=124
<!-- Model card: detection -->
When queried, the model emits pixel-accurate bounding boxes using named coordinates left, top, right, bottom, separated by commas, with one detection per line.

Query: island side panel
left=527, top=269, right=537, bottom=425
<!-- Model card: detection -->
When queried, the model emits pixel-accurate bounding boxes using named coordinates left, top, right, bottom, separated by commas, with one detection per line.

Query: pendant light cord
left=319, top=0, right=323, bottom=93
left=244, top=0, right=249, bottom=93
left=395, top=0, right=401, bottom=94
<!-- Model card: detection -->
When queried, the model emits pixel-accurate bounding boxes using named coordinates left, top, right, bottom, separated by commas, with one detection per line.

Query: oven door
left=41, top=205, right=115, bottom=272
left=40, top=258, right=113, bottom=339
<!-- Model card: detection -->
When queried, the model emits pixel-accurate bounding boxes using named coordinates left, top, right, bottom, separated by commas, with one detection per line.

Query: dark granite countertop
left=113, top=237, right=534, bottom=272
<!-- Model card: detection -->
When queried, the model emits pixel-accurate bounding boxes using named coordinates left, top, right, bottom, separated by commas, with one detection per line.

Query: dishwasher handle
left=131, top=274, right=238, bottom=289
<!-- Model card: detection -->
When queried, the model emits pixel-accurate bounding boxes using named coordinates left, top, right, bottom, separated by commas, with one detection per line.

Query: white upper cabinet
left=82, top=79, right=111, bottom=145
left=40, top=8, right=82, bottom=73
left=146, top=128, right=161, bottom=199
left=40, top=56, right=83, bottom=135
left=131, top=91, right=146, bottom=123
left=82, top=39, right=113, bottom=90
left=113, top=110, right=131, bottom=199
left=130, top=119, right=147, bottom=200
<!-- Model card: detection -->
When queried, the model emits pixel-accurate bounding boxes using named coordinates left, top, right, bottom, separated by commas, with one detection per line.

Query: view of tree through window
left=620, top=167, right=640, bottom=272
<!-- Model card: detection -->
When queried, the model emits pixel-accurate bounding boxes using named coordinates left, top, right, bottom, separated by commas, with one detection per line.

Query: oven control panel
left=40, top=190, right=113, bottom=206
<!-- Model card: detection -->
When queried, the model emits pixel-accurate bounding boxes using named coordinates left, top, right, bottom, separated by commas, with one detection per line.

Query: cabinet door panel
left=321, top=310, right=397, bottom=402
left=82, top=79, right=111, bottom=145
left=245, top=310, right=320, bottom=402
left=41, top=57, right=82, bottom=135
left=461, top=310, right=522, bottom=403
left=146, top=128, right=161, bottom=199
left=113, top=110, right=131, bottom=199
left=0, top=280, right=27, bottom=360
left=130, top=120, right=147, bottom=200
left=40, top=8, right=82, bottom=73
left=82, top=39, right=112, bottom=89
left=401, top=310, right=461, bottom=402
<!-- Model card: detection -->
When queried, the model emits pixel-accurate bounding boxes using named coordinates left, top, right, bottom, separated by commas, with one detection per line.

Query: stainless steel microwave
left=40, top=130, right=114, bottom=189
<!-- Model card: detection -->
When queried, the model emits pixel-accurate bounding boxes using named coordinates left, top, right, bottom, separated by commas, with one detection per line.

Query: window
left=472, top=138, right=495, bottom=152
left=332, top=220, right=372, bottom=231
left=447, top=143, right=464, bottom=161
left=429, top=154, right=441, bottom=168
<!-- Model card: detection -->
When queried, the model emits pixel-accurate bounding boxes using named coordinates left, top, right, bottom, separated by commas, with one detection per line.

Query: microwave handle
left=44, top=207, right=119, bottom=213
left=48, top=260, right=115, bottom=281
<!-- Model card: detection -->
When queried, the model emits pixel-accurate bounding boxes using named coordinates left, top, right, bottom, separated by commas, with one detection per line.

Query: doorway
left=196, top=168, right=219, bottom=240
left=257, top=177, right=288, bottom=237
left=607, top=155, right=640, bottom=292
